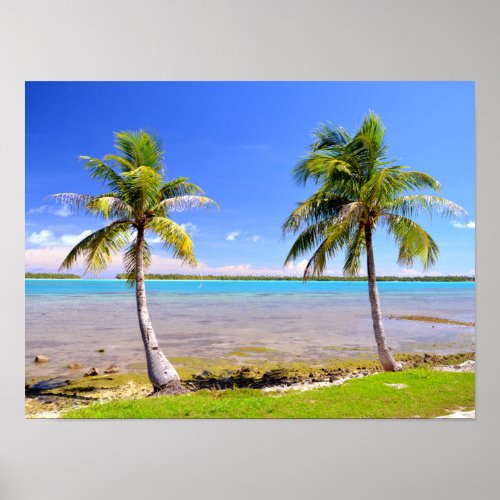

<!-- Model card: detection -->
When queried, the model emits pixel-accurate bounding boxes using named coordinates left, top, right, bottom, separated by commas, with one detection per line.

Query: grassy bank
left=63, top=369, right=474, bottom=419
left=25, top=353, right=475, bottom=418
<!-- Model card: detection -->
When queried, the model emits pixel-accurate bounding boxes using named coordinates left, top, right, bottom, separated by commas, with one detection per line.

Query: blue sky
left=25, top=82, right=475, bottom=277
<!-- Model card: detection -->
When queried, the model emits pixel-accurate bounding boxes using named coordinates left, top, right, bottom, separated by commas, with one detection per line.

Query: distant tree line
left=115, top=273, right=474, bottom=282
left=25, top=272, right=81, bottom=279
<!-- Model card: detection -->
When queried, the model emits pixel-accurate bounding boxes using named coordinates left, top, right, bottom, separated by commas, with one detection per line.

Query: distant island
left=25, top=273, right=81, bottom=279
left=116, top=273, right=475, bottom=282
left=25, top=272, right=475, bottom=282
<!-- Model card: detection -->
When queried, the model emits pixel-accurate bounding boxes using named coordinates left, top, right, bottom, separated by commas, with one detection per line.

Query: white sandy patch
left=262, top=372, right=374, bottom=393
left=437, top=360, right=475, bottom=372
left=384, top=383, right=408, bottom=389
left=27, top=411, right=61, bottom=419
left=436, top=409, right=475, bottom=419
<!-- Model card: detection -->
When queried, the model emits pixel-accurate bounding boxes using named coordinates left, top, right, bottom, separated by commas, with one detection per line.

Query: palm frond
left=157, top=195, right=218, bottom=213
left=311, top=123, right=351, bottom=151
left=286, top=200, right=363, bottom=277
left=122, top=238, right=152, bottom=286
left=120, top=165, right=163, bottom=212
left=113, top=130, right=164, bottom=171
left=299, top=203, right=362, bottom=278
left=385, top=194, right=468, bottom=219
left=283, top=220, right=331, bottom=266
left=86, top=195, right=134, bottom=220
left=160, top=177, right=205, bottom=198
left=293, top=148, right=357, bottom=186
left=343, top=225, right=365, bottom=276
left=382, top=214, right=439, bottom=269
left=59, top=221, right=131, bottom=274
left=102, top=154, right=135, bottom=172
left=353, top=110, right=388, bottom=173
left=282, top=191, right=350, bottom=235
left=49, top=193, right=93, bottom=214
left=80, top=156, right=122, bottom=191
left=361, top=167, right=441, bottom=206
left=146, top=217, right=196, bottom=266
left=303, top=219, right=355, bottom=278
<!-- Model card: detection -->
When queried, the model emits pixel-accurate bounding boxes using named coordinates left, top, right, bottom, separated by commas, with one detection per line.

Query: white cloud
left=27, top=229, right=93, bottom=247
left=398, top=268, right=443, bottom=277
left=284, top=258, right=308, bottom=273
left=27, top=205, right=72, bottom=217
left=452, top=221, right=475, bottom=229
left=225, top=230, right=241, bottom=241
left=27, top=229, right=56, bottom=246
left=27, top=206, right=49, bottom=215
left=225, top=230, right=260, bottom=242
left=148, top=237, right=162, bottom=244
left=181, top=222, right=197, bottom=235
left=399, top=268, right=422, bottom=278
left=53, top=205, right=72, bottom=217
left=60, top=230, right=92, bottom=246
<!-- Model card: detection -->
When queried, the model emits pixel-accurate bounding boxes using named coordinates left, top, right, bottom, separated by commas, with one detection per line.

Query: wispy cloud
left=27, top=229, right=93, bottom=247
left=225, top=230, right=241, bottom=241
left=284, top=259, right=308, bottom=274
left=226, top=230, right=260, bottom=242
left=28, top=205, right=72, bottom=217
left=147, top=235, right=162, bottom=244
left=399, top=268, right=443, bottom=277
left=452, top=221, right=475, bottom=229
left=181, top=222, right=197, bottom=235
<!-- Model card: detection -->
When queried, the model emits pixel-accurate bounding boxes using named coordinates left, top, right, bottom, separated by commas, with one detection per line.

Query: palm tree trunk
left=364, top=225, right=402, bottom=371
left=135, top=226, right=186, bottom=394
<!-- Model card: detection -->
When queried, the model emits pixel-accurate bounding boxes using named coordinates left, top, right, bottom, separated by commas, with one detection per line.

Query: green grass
left=63, top=369, right=474, bottom=419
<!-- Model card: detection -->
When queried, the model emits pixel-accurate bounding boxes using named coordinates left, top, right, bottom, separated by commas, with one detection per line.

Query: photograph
left=25, top=81, right=475, bottom=419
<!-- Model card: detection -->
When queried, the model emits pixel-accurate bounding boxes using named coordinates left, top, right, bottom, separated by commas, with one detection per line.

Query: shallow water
left=25, top=280, right=475, bottom=379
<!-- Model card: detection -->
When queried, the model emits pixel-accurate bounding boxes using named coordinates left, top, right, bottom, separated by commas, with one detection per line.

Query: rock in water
left=104, top=364, right=119, bottom=374
left=84, top=367, right=99, bottom=377
left=67, top=362, right=83, bottom=369
left=34, top=355, right=50, bottom=363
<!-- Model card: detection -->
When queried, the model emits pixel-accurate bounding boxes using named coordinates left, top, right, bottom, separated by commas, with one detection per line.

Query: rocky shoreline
left=25, top=353, right=475, bottom=418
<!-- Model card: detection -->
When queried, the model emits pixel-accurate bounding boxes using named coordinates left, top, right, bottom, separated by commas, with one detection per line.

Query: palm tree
left=53, top=130, right=217, bottom=393
left=283, top=112, right=467, bottom=371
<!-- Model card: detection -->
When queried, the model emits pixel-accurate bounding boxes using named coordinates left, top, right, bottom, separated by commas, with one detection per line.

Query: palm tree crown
left=283, top=111, right=467, bottom=277
left=53, top=130, right=217, bottom=281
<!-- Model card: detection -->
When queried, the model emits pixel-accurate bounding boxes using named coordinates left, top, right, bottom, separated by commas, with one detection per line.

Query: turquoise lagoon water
left=25, top=280, right=475, bottom=378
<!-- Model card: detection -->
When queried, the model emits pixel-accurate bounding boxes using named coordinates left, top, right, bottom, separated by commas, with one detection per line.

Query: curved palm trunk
left=364, top=225, right=402, bottom=371
left=135, top=226, right=186, bottom=394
